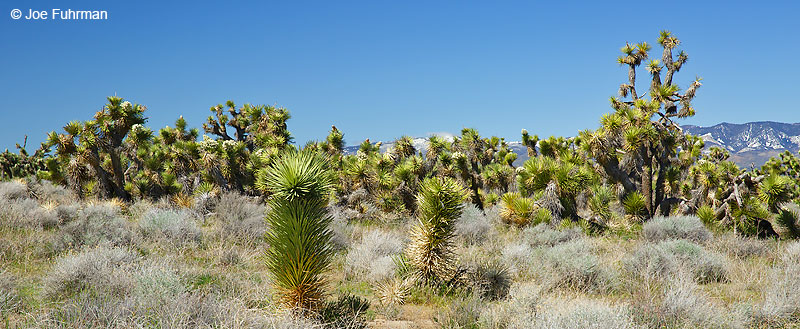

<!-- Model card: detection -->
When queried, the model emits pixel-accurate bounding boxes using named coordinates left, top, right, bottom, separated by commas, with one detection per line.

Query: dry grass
left=1, top=188, right=800, bottom=328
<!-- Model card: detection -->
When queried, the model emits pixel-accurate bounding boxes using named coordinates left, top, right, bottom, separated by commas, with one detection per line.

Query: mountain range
left=344, top=121, right=800, bottom=168
left=683, top=122, right=800, bottom=167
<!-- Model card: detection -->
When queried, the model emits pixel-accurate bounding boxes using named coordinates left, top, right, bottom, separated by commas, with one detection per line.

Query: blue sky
left=1, top=1, right=798, bottom=151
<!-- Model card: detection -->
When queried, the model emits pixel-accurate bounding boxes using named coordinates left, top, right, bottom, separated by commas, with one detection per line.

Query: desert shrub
left=193, top=190, right=218, bottom=217
left=625, top=239, right=728, bottom=283
left=214, top=192, right=267, bottom=244
left=58, top=203, right=137, bottom=249
left=218, top=247, right=242, bottom=266
left=659, top=276, right=740, bottom=328
left=642, top=216, right=711, bottom=244
left=0, top=181, right=28, bottom=200
left=484, top=206, right=502, bottom=224
left=0, top=197, right=59, bottom=229
left=138, top=208, right=202, bottom=246
left=534, top=298, right=638, bottom=329
left=502, top=242, right=536, bottom=278
left=522, top=224, right=583, bottom=248
left=464, top=260, right=511, bottom=301
left=541, top=239, right=614, bottom=291
left=756, top=241, right=800, bottom=324
left=44, top=245, right=137, bottom=298
left=319, top=294, right=370, bottom=329
left=0, top=269, right=19, bottom=318
left=479, top=282, right=542, bottom=328
left=28, top=179, right=76, bottom=204
left=344, top=230, right=404, bottom=282
left=55, top=203, right=80, bottom=223
left=711, top=232, right=770, bottom=259
left=41, top=253, right=266, bottom=328
left=434, top=293, right=483, bottom=329
left=455, top=204, right=493, bottom=245
left=327, top=205, right=355, bottom=250
left=130, top=261, right=185, bottom=306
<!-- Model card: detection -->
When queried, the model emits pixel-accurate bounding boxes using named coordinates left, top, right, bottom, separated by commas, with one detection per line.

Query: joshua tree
left=580, top=30, right=703, bottom=219
left=521, top=129, right=539, bottom=157
left=124, top=117, right=200, bottom=198
left=0, top=137, right=48, bottom=180
left=406, top=177, right=467, bottom=284
left=391, top=136, right=417, bottom=160
left=452, top=128, right=489, bottom=210
left=203, top=100, right=292, bottom=157
left=44, top=97, right=145, bottom=200
left=516, top=153, right=596, bottom=221
left=322, top=125, right=345, bottom=158
left=257, top=149, right=335, bottom=311
left=481, top=163, right=514, bottom=193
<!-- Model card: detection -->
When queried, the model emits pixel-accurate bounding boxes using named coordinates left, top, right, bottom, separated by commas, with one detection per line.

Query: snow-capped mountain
left=683, top=122, right=800, bottom=153
left=343, top=122, right=800, bottom=168
left=683, top=122, right=800, bottom=167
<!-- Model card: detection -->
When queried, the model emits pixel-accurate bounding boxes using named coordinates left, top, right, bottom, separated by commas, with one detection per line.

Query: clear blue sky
left=2, top=1, right=798, bottom=151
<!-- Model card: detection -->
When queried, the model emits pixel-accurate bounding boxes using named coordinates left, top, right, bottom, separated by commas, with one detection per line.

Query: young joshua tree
left=257, top=149, right=335, bottom=311
left=406, top=176, right=468, bottom=284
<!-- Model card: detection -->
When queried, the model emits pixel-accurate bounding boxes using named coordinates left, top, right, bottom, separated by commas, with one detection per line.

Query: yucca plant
left=776, top=206, right=800, bottom=239
left=588, top=185, right=615, bottom=222
left=258, top=149, right=334, bottom=311
left=499, top=192, right=537, bottom=227
left=623, top=191, right=647, bottom=220
left=696, top=205, right=716, bottom=227
left=759, top=174, right=795, bottom=212
left=374, top=277, right=412, bottom=306
left=406, top=177, right=467, bottom=284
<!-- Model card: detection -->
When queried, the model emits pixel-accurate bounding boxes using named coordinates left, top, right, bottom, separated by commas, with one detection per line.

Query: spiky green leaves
left=264, top=198, right=333, bottom=310
left=759, top=174, right=796, bottom=212
left=623, top=192, right=647, bottom=220
left=499, top=192, right=537, bottom=227
left=261, top=150, right=335, bottom=311
left=406, top=177, right=467, bottom=284
left=255, top=150, right=333, bottom=201
left=776, top=206, right=800, bottom=239
left=416, top=177, right=468, bottom=224
left=516, top=155, right=596, bottom=219
left=588, top=185, right=615, bottom=222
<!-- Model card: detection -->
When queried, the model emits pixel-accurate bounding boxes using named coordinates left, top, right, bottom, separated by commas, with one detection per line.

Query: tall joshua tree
left=203, top=100, right=292, bottom=157
left=44, top=97, right=145, bottom=200
left=406, top=177, right=467, bottom=284
left=257, top=149, right=335, bottom=311
left=580, top=31, right=703, bottom=218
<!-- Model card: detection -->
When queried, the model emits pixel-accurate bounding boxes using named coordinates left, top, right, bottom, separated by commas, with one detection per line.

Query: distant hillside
left=683, top=122, right=800, bottom=167
left=344, top=122, right=800, bottom=169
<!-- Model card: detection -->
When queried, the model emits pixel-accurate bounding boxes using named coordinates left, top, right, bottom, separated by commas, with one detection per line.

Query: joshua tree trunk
left=601, top=158, right=636, bottom=193
left=85, top=149, right=115, bottom=199
left=469, top=160, right=484, bottom=211
left=108, top=147, right=131, bottom=200
left=654, top=149, right=670, bottom=216
left=641, top=153, right=653, bottom=217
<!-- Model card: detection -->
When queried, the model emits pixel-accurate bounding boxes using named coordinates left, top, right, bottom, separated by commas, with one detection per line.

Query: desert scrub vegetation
left=4, top=30, right=800, bottom=327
